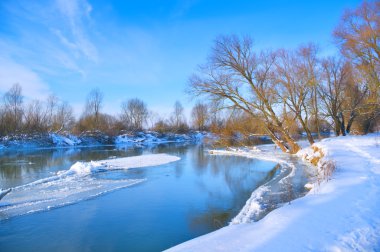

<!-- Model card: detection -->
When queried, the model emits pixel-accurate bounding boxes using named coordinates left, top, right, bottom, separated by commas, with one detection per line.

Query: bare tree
left=318, top=58, right=350, bottom=135
left=52, top=101, right=75, bottom=132
left=147, top=111, right=160, bottom=130
left=334, top=1, right=380, bottom=91
left=84, top=88, right=104, bottom=130
left=191, top=102, right=208, bottom=131
left=334, top=1, right=380, bottom=131
left=275, top=44, right=319, bottom=145
left=120, top=98, right=149, bottom=131
left=45, top=94, right=59, bottom=131
left=300, top=44, right=322, bottom=139
left=189, top=35, right=301, bottom=153
left=171, top=101, right=185, bottom=129
left=345, top=73, right=369, bottom=134
left=170, top=101, right=188, bottom=132
left=3, top=83, right=24, bottom=132
left=23, top=100, right=47, bottom=132
left=208, top=101, right=224, bottom=132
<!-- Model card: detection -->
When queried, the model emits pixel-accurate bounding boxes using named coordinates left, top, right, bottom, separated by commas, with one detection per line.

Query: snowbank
left=168, top=134, right=380, bottom=251
left=0, top=131, right=207, bottom=150
left=115, top=131, right=205, bottom=146
left=50, top=133, right=82, bottom=146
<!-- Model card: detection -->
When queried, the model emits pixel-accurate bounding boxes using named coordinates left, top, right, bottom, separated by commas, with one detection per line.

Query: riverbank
left=168, top=134, right=380, bottom=251
left=0, top=131, right=206, bottom=150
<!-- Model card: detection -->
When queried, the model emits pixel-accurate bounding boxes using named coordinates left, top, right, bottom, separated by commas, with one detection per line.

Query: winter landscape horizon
left=1, top=0, right=379, bottom=251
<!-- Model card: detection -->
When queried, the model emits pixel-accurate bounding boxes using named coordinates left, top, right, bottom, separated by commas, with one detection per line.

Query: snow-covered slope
left=168, top=134, right=380, bottom=251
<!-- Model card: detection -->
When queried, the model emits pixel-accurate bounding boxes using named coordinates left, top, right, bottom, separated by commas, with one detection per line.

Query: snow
left=49, top=133, right=82, bottom=146
left=209, top=148, right=288, bottom=169
left=208, top=146, right=315, bottom=224
left=63, top=153, right=181, bottom=176
left=0, top=154, right=180, bottom=220
left=168, top=134, right=380, bottom=251
left=230, top=185, right=270, bottom=224
left=115, top=131, right=206, bottom=146
left=0, top=131, right=208, bottom=150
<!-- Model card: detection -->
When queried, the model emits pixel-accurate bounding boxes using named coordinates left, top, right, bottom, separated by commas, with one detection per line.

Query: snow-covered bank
left=0, top=154, right=180, bottom=220
left=115, top=131, right=205, bottom=146
left=168, top=134, right=380, bottom=251
left=209, top=146, right=315, bottom=224
left=0, top=131, right=207, bottom=150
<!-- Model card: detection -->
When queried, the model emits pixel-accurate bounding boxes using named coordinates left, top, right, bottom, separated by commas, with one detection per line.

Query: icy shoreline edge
left=167, top=134, right=380, bottom=251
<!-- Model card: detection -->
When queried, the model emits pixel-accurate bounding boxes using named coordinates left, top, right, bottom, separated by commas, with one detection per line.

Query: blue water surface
left=0, top=144, right=280, bottom=251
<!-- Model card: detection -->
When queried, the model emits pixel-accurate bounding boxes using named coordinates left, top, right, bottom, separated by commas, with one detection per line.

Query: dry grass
left=322, top=160, right=337, bottom=180
left=304, top=145, right=337, bottom=187
left=305, top=146, right=324, bottom=166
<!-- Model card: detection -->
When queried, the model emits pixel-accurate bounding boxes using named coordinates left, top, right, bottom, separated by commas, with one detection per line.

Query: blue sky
left=0, top=0, right=363, bottom=117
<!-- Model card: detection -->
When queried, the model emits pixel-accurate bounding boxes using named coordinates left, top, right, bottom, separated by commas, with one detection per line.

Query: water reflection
left=0, top=143, right=312, bottom=252
left=189, top=207, right=231, bottom=232
left=0, top=143, right=192, bottom=189
left=180, top=147, right=279, bottom=232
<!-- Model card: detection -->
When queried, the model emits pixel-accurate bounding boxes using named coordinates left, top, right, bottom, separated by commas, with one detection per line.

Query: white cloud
left=0, top=0, right=100, bottom=79
left=0, top=57, right=50, bottom=100
left=54, top=0, right=99, bottom=63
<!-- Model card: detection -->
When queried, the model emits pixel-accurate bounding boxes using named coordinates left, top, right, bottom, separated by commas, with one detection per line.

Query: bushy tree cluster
left=0, top=84, right=75, bottom=135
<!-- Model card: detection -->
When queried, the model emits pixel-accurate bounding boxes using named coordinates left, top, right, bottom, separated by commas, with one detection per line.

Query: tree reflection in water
left=0, top=143, right=187, bottom=188
left=186, top=147, right=279, bottom=232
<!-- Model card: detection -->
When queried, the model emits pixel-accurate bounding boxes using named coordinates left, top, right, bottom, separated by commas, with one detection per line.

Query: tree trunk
left=339, top=112, right=346, bottom=136
left=333, top=116, right=341, bottom=136
left=281, top=133, right=301, bottom=154
left=345, top=111, right=356, bottom=134
left=304, top=128, right=315, bottom=145
left=276, top=126, right=301, bottom=153
left=313, top=88, right=321, bottom=139
left=264, top=126, right=289, bottom=153
left=297, top=115, right=315, bottom=145
left=264, top=118, right=301, bottom=154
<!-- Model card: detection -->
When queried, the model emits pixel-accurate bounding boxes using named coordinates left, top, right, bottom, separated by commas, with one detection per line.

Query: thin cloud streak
left=54, top=0, right=99, bottom=63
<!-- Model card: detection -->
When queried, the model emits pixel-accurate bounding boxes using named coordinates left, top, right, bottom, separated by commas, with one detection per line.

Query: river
left=0, top=143, right=313, bottom=251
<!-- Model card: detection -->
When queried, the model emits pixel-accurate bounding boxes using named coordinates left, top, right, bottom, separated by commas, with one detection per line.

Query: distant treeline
left=0, top=81, right=333, bottom=141
left=0, top=84, right=190, bottom=136
left=0, top=83, right=257, bottom=137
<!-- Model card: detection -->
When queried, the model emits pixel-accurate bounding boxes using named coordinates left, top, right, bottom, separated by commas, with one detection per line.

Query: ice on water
left=0, top=154, right=180, bottom=219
